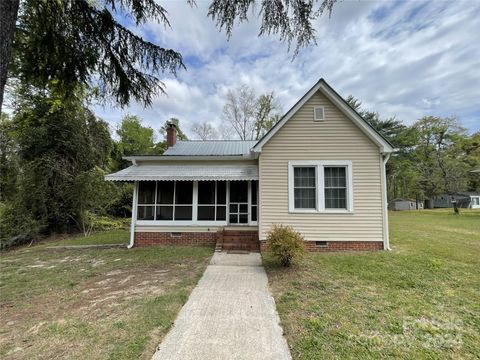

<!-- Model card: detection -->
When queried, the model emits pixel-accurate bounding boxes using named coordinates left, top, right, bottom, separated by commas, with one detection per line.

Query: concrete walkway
left=151, top=252, right=291, bottom=360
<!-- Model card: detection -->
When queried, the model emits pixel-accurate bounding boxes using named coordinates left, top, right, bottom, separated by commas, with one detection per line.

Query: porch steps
left=216, top=230, right=259, bottom=252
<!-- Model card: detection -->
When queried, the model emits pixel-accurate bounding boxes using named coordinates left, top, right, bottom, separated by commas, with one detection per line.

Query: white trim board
left=252, top=79, right=394, bottom=154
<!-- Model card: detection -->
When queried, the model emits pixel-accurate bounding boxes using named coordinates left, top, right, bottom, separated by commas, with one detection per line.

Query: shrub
left=0, top=201, right=43, bottom=250
left=266, top=225, right=306, bottom=267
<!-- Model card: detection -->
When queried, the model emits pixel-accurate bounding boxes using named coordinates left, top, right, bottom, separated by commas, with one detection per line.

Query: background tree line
left=346, top=96, right=479, bottom=206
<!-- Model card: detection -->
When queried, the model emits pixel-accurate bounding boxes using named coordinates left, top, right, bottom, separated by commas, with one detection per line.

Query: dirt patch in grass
left=0, top=237, right=213, bottom=359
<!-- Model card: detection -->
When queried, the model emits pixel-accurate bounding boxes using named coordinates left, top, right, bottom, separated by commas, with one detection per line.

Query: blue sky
left=94, top=0, right=480, bottom=139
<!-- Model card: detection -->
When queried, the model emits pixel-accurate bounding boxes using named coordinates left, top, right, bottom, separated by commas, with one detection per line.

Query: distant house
left=433, top=193, right=480, bottom=209
left=105, top=79, right=394, bottom=252
left=388, top=198, right=424, bottom=211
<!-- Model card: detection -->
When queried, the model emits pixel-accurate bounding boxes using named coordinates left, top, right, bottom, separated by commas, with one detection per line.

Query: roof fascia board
left=123, top=154, right=258, bottom=162
left=252, top=79, right=394, bottom=153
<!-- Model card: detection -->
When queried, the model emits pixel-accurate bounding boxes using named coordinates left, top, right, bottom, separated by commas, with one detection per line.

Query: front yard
left=264, top=209, right=480, bottom=359
left=0, top=231, right=213, bottom=359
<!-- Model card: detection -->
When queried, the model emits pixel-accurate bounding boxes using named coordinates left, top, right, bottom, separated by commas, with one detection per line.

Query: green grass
left=264, top=209, right=480, bottom=360
left=0, top=232, right=213, bottom=359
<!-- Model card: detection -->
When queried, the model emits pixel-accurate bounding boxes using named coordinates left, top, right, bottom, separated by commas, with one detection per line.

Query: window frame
left=288, top=160, right=353, bottom=214
left=313, top=106, right=325, bottom=121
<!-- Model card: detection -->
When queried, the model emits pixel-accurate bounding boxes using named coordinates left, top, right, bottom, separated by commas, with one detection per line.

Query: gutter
left=381, top=153, right=391, bottom=250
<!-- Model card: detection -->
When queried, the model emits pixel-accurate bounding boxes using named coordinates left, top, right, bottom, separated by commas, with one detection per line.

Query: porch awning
left=105, top=164, right=259, bottom=182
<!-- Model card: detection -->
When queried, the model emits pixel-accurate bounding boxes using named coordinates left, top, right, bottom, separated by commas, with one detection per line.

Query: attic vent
left=314, top=106, right=325, bottom=121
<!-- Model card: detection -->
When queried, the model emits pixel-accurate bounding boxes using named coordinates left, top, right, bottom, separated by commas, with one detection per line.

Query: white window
left=313, top=106, right=325, bottom=121
left=288, top=161, right=353, bottom=213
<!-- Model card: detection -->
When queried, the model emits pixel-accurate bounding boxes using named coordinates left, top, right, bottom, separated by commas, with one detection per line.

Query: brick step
left=222, top=238, right=259, bottom=243
left=222, top=243, right=260, bottom=251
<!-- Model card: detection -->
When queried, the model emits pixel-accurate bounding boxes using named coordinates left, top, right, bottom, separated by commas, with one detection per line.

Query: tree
left=116, top=115, right=155, bottom=156
left=346, top=95, right=420, bottom=200
left=10, top=84, right=113, bottom=234
left=0, top=112, right=18, bottom=202
left=223, top=85, right=257, bottom=140
left=222, top=85, right=281, bottom=140
left=413, top=116, right=468, bottom=202
left=0, top=0, right=20, bottom=113
left=191, top=121, right=219, bottom=140
left=254, top=92, right=281, bottom=139
left=208, top=0, right=337, bottom=55
left=2, top=0, right=339, bottom=111
left=7, top=0, right=184, bottom=109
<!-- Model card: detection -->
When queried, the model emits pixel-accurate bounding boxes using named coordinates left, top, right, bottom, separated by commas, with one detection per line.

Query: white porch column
left=128, top=181, right=139, bottom=249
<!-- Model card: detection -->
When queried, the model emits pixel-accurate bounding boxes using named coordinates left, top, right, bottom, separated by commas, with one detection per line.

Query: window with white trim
left=288, top=161, right=353, bottom=213
left=314, top=106, right=325, bottom=121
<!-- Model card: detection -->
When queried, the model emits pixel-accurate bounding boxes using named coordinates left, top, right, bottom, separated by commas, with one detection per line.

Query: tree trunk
left=0, top=0, right=20, bottom=113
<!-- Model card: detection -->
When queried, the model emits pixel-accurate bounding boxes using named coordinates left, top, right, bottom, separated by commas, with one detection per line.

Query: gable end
left=252, top=79, right=394, bottom=153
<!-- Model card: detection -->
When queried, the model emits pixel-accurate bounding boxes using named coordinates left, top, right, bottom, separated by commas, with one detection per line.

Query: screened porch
left=135, top=180, right=258, bottom=226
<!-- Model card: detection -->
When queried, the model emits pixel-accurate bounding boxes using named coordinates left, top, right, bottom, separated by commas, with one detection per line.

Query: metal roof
left=105, top=164, right=258, bottom=182
left=163, top=141, right=256, bottom=156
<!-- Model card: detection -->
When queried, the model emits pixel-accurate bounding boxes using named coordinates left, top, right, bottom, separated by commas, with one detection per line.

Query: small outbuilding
left=433, top=193, right=480, bottom=209
left=388, top=198, right=424, bottom=211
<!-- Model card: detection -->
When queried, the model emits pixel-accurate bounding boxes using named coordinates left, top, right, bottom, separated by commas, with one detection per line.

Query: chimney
left=166, top=119, right=178, bottom=148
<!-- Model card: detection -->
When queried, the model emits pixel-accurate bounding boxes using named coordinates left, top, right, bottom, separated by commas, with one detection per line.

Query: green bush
left=266, top=225, right=306, bottom=267
left=89, top=214, right=130, bottom=231
left=0, top=202, right=43, bottom=250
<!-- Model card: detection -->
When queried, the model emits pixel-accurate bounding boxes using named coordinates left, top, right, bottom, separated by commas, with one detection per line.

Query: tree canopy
left=1, top=0, right=339, bottom=112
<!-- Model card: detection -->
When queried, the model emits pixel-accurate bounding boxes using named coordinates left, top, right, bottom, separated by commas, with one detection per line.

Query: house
left=105, top=79, right=394, bottom=252
left=388, top=198, right=424, bottom=211
left=433, top=193, right=480, bottom=209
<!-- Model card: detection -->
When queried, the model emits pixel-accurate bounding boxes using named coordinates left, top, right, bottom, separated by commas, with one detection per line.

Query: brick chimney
left=166, top=119, right=178, bottom=148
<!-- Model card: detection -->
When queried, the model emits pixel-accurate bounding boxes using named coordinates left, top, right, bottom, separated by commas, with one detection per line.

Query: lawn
left=264, top=209, right=480, bottom=359
left=0, top=230, right=213, bottom=359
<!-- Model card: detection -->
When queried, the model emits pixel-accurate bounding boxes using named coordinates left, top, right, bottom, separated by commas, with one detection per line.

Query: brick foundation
left=135, top=231, right=218, bottom=247
left=260, top=240, right=384, bottom=252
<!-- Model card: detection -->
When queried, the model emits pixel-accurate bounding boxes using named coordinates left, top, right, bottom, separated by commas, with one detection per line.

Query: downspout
left=381, top=153, right=391, bottom=250
left=128, top=181, right=138, bottom=249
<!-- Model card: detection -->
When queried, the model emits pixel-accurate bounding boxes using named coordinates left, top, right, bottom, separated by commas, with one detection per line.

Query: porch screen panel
left=198, top=181, right=227, bottom=221
left=174, top=181, right=193, bottom=220
left=137, top=181, right=193, bottom=221
left=156, top=181, right=174, bottom=220
left=251, top=180, right=258, bottom=222
left=137, top=182, right=156, bottom=220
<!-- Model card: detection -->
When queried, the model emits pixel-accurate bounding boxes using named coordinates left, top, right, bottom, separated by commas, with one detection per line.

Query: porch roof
left=105, top=164, right=258, bottom=182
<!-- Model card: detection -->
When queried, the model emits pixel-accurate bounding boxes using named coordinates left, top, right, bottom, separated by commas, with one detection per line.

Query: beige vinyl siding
left=259, top=90, right=384, bottom=242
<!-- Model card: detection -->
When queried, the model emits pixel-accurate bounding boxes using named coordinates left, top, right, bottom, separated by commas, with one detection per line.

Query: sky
left=93, top=0, right=480, bottom=139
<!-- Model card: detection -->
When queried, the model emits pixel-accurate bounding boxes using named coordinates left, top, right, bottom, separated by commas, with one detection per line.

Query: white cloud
left=94, top=0, right=480, bottom=138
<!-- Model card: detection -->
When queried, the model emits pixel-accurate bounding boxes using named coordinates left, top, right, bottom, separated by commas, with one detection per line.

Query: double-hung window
left=293, top=167, right=317, bottom=210
left=289, top=161, right=353, bottom=213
